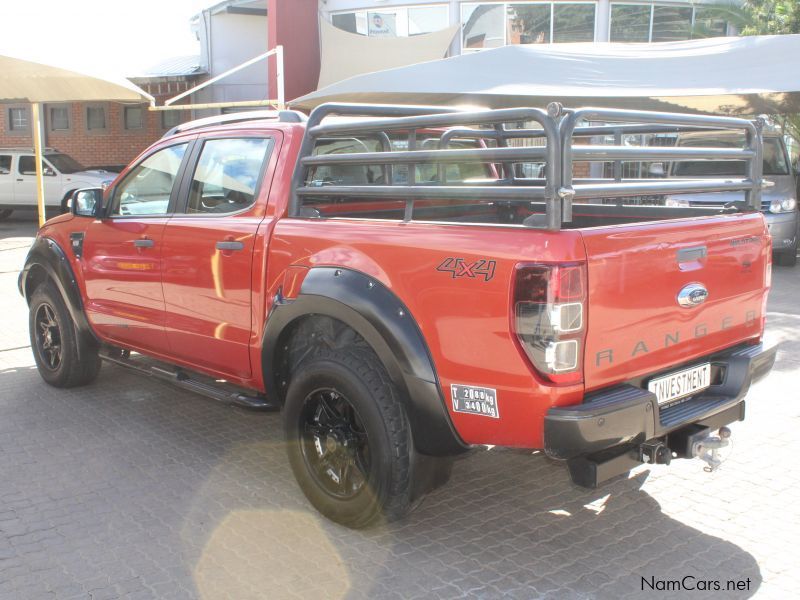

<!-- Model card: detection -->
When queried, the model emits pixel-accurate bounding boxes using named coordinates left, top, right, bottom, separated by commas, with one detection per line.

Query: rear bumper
left=544, top=343, right=776, bottom=460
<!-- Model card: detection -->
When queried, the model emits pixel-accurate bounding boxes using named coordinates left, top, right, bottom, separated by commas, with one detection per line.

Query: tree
left=741, top=0, right=800, bottom=35
left=737, top=1, right=800, bottom=152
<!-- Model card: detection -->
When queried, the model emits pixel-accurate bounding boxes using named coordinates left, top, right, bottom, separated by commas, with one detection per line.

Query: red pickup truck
left=19, top=104, right=776, bottom=528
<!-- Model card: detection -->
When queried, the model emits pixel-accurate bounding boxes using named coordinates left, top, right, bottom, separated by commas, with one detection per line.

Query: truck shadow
left=0, top=362, right=762, bottom=600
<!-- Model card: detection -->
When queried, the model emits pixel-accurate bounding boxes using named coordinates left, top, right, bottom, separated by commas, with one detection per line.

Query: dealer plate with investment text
left=647, top=363, right=711, bottom=405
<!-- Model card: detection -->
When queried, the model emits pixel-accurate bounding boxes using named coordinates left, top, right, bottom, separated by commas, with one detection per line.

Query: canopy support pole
left=31, top=102, right=46, bottom=227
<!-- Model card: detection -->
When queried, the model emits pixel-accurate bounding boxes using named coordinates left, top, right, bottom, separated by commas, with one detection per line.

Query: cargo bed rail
left=290, top=102, right=764, bottom=231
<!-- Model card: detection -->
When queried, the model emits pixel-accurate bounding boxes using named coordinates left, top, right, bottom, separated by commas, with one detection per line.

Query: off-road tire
left=284, top=346, right=414, bottom=528
left=29, top=281, right=101, bottom=387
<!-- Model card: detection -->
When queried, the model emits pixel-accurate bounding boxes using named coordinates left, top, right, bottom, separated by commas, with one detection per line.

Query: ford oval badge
left=677, top=283, right=709, bottom=308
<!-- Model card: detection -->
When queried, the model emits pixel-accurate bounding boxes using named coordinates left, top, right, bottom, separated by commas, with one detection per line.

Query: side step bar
left=100, top=350, right=281, bottom=411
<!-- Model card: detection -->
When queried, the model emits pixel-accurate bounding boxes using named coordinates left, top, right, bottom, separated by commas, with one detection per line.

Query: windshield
left=45, top=153, right=86, bottom=174
left=673, top=137, right=790, bottom=177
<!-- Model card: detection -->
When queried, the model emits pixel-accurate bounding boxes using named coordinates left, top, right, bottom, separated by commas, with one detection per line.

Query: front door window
left=111, top=144, right=188, bottom=216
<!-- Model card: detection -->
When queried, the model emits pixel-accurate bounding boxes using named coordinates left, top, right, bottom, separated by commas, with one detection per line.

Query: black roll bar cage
left=289, top=102, right=764, bottom=230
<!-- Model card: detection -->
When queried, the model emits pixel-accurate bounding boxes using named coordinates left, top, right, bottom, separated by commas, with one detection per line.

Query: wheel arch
left=263, top=267, right=467, bottom=456
left=19, top=236, right=98, bottom=355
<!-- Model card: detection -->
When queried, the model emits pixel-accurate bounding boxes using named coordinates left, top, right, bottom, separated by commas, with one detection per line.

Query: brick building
left=0, top=56, right=205, bottom=172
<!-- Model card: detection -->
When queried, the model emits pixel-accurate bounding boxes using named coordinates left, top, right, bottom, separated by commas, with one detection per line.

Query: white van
left=0, top=148, right=117, bottom=219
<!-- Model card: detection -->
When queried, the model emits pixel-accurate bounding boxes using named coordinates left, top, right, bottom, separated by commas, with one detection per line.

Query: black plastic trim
left=544, top=342, right=775, bottom=459
left=262, top=267, right=467, bottom=456
left=18, top=236, right=99, bottom=357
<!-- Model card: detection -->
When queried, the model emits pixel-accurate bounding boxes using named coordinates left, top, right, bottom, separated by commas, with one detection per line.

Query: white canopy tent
left=292, top=34, right=800, bottom=116
left=0, top=54, right=153, bottom=225
left=316, top=19, right=459, bottom=90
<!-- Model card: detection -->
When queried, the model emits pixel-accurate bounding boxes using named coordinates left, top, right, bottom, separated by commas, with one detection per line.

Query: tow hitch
left=690, top=426, right=732, bottom=472
left=567, top=426, right=734, bottom=488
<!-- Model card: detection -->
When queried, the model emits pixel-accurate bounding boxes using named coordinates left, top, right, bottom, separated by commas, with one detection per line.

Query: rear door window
left=18, top=156, right=55, bottom=176
left=0, top=155, right=10, bottom=174
left=185, top=138, right=273, bottom=215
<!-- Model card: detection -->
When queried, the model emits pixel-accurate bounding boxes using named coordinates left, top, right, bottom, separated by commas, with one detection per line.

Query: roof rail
left=162, top=109, right=307, bottom=138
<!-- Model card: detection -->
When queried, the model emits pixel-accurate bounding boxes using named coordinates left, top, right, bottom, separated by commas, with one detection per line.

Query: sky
left=0, top=0, right=212, bottom=77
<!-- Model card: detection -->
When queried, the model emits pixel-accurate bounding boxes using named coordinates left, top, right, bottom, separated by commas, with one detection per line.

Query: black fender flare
left=263, top=267, right=467, bottom=456
left=18, top=236, right=98, bottom=357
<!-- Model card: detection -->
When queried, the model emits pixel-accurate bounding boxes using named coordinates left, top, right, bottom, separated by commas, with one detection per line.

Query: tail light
left=513, top=263, right=587, bottom=385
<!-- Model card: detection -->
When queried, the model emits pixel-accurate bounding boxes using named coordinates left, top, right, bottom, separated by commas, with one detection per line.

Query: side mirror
left=72, top=188, right=103, bottom=218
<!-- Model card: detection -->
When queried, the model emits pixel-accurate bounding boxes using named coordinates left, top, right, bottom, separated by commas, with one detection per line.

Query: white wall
left=194, top=9, right=268, bottom=112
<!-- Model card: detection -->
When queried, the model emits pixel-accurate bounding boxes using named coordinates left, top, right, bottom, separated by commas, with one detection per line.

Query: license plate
left=647, top=363, right=711, bottom=405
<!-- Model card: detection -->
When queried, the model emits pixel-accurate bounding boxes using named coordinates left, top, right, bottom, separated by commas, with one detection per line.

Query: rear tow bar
left=567, top=425, right=733, bottom=488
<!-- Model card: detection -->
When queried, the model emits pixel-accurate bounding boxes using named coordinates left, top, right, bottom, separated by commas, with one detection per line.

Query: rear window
left=308, top=136, right=491, bottom=187
left=304, top=135, right=499, bottom=221
left=674, top=137, right=789, bottom=177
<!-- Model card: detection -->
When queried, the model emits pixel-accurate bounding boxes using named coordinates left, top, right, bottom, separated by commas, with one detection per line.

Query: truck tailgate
left=580, top=213, right=769, bottom=391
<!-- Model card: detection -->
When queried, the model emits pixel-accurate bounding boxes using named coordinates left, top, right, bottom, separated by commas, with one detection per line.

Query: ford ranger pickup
left=19, top=104, right=776, bottom=528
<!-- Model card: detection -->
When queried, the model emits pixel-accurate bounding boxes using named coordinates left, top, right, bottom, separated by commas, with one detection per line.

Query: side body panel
left=265, top=218, right=586, bottom=449
left=81, top=218, right=170, bottom=352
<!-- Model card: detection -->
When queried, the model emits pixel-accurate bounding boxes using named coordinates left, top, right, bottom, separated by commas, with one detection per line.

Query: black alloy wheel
left=28, top=282, right=101, bottom=387
left=300, top=388, right=370, bottom=500
left=34, top=302, right=63, bottom=371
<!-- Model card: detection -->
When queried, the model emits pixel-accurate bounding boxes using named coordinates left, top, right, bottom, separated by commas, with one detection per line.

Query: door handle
left=216, top=241, right=244, bottom=251
left=16, top=178, right=23, bottom=182
left=133, top=239, right=154, bottom=248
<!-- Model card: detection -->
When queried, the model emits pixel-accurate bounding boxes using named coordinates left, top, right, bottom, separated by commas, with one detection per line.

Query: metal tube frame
left=559, top=107, right=763, bottom=222
left=290, top=103, right=763, bottom=231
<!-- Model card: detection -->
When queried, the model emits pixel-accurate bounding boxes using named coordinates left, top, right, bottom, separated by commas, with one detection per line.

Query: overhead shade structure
left=316, top=18, right=459, bottom=90
left=292, top=34, right=800, bottom=116
left=0, top=54, right=153, bottom=226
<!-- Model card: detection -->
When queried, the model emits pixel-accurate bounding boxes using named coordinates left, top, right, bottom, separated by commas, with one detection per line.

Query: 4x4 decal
left=437, top=257, right=496, bottom=282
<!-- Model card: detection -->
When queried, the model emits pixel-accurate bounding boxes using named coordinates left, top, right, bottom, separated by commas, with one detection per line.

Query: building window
left=409, top=6, right=449, bottom=35
left=124, top=105, right=144, bottom=130
left=8, top=107, right=29, bottom=132
left=161, top=110, right=183, bottom=129
left=462, top=4, right=505, bottom=49
left=610, top=3, right=731, bottom=43
left=507, top=4, right=550, bottom=44
left=331, top=4, right=449, bottom=37
left=694, top=6, right=729, bottom=38
left=462, top=3, right=597, bottom=50
left=553, top=3, right=595, bottom=42
left=86, top=105, right=107, bottom=131
left=610, top=4, right=650, bottom=43
left=49, top=105, right=70, bottom=131
left=652, top=5, right=693, bottom=42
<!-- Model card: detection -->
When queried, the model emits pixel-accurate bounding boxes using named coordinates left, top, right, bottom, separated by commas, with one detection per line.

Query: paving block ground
left=1, top=213, right=798, bottom=599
